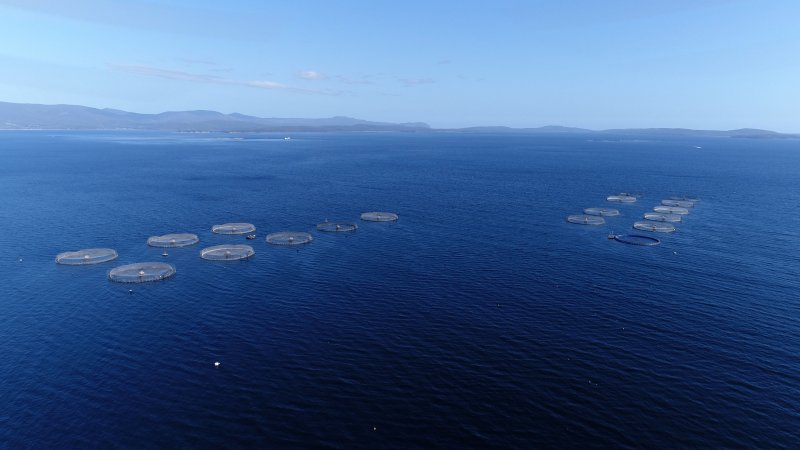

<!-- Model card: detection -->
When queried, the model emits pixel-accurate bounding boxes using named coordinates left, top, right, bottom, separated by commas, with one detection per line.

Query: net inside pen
left=56, top=248, right=118, bottom=265
left=108, top=262, right=176, bottom=283
left=360, top=212, right=399, bottom=222
left=584, top=207, right=620, bottom=216
left=147, top=233, right=199, bottom=247
left=200, top=244, right=255, bottom=260
left=661, top=199, right=694, bottom=208
left=668, top=196, right=700, bottom=202
left=266, top=232, right=313, bottom=245
left=211, top=223, right=256, bottom=234
left=643, top=212, right=682, bottom=222
left=614, top=234, right=660, bottom=246
left=316, top=221, right=358, bottom=232
left=653, top=206, right=689, bottom=215
left=633, top=221, right=676, bottom=233
left=607, top=195, right=637, bottom=203
left=567, top=214, right=605, bottom=225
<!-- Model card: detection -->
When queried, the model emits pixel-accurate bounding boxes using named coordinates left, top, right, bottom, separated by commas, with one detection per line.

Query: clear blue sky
left=1, top=0, right=799, bottom=131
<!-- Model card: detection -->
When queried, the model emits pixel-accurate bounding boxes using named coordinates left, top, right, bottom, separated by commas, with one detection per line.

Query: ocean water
left=1, top=131, right=798, bottom=448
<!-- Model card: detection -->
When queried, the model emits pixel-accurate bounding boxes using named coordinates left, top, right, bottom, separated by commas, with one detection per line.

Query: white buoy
left=214, top=361, right=220, bottom=367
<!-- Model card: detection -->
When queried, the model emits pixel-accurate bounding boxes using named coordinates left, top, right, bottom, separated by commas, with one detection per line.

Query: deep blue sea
left=1, top=131, right=798, bottom=448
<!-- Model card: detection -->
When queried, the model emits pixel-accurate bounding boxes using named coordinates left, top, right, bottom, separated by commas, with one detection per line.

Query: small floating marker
left=214, top=361, right=220, bottom=368
left=128, top=289, right=133, bottom=295
left=162, top=251, right=169, bottom=257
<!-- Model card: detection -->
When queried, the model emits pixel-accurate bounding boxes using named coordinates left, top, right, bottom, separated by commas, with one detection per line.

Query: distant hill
left=0, top=101, right=796, bottom=138
left=455, top=125, right=593, bottom=134
left=599, top=127, right=794, bottom=139
left=0, top=101, right=431, bottom=132
left=454, top=126, right=796, bottom=138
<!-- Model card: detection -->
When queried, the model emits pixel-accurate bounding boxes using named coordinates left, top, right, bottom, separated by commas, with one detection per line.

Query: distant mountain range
left=450, top=125, right=797, bottom=138
left=0, top=101, right=796, bottom=138
left=0, top=101, right=430, bottom=132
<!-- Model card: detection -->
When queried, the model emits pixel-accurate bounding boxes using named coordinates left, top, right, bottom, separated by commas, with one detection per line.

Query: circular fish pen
left=360, top=212, right=399, bottom=222
left=200, top=244, right=255, bottom=261
left=56, top=248, right=118, bottom=265
left=643, top=212, right=682, bottom=222
left=583, top=207, right=620, bottom=217
left=266, top=232, right=313, bottom=245
left=211, top=223, right=256, bottom=235
left=661, top=199, right=694, bottom=208
left=316, top=221, right=358, bottom=232
left=607, top=195, right=637, bottom=203
left=567, top=214, right=605, bottom=225
left=653, top=206, right=689, bottom=215
left=668, top=196, right=700, bottom=202
left=633, top=221, right=676, bottom=233
left=108, top=262, right=176, bottom=283
left=147, top=233, right=199, bottom=248
left=614, top=234, right=661, bottom=246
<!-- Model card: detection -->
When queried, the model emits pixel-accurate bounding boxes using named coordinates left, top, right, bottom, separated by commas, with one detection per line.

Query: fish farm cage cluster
left=566, top=193, right=701, bottom=246
left=55, top=211, right=399, bottom=283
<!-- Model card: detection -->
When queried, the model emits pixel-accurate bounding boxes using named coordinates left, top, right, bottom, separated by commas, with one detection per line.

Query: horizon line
left=1, top=99, right=797, bottom=135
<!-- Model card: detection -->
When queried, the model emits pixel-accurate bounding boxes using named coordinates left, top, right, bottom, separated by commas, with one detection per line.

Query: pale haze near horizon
left=0, top=0, right=798, bottom=132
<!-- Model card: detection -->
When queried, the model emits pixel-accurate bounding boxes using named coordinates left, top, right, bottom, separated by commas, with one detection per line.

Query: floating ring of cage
left=360, top=212, right=399, bottom=222
left=583, top=207, right=620, bottom=217
left=200, top=244, right=255, bottom=260
left=613, top=234, right=660, bottom=246
left=567, top=214, right=605, bottom=225
left=211, top=223, right=256, bottom=235
left=266, top=232, right=313, bottom=245
left=633, top=221, right=676, bottom=233
left=56, top=248, right=118, bottom=265
left=316, top=221, right=358, bottom=232
left=661, top=199, right=694, bottom=208
left=653, top=206, right=689, bottom=215
left=668, top=196, right=700, bottom=202
left=606, top=195, right=637, bottom=203
left=643, top=212, right=682, bottom=222
left=108, top=262, right=176, bottom=283
left=147, top=233, right=200, bottom=248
